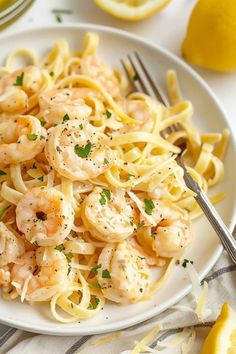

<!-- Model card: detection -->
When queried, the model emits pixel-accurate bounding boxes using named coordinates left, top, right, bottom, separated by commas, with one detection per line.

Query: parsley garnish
left=133, top=72, right=139, bottom=81
left=74, top=141, right=92, bottom=158
left=150, top=232, right=156, bottom=239
left=182, top=259, right=194, bottom=268
left=93, top=283, right=101, bottom=289
left=105, top=110, right=112, bottom=118
left=66, top=252, right=73, bottom=262
left=90, top=264, right=101, bottom=274
left=27, top=134, right=38, bottom=141
left=104, top=158, right=109, bottom=165
left=67, top=265, right=71, bottom=276
left=38, top=176, right=44, bottom=181
left=99, top=188, right=111, bottom=205
left=102, top=269, right=111, bottom=279
left=40, top=121, right=46, bottom=127
left=14, top=72, right=24, bottom=86
left=55, top=244, right=65, bottom=252
left=63, top=113, right=70, bottom=122
left=88, top=297, right=100, bottom=310
left=144, top=199, right=155, bottom=215
left=126, top=173, right=135, bottom=181
left=137, top=220, right=145, bottom=229
left=0, top=170, right=6, bottom=176
left=56, top=15, right=62, bottom=23
left=79, top=123, right=83, bottom=130
left=0, top=206, right=10, bottom=220
left=138, top=256, right=145, bottom=260
left=49, top=71, right=54, bottom=77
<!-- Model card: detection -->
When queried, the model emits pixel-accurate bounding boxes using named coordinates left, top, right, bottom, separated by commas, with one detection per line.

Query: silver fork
left=121, top=52, right=236, bottom=264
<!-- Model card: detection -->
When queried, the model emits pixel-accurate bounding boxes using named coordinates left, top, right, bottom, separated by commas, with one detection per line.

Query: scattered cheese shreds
left=131, top=325, right=161, bottom=354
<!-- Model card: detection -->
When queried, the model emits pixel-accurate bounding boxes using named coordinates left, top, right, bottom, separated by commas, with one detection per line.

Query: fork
left=121, top=52, right=236, bottom=264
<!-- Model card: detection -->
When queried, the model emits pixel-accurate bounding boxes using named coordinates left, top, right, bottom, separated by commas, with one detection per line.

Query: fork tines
left=120, top=52, right=169, bottom=106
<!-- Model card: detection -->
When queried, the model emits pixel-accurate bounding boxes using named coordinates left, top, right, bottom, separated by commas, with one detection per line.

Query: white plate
left=0, top=24, right=235, bottom=336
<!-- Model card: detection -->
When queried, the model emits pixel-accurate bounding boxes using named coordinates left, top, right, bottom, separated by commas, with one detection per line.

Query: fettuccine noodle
left=0, top=33, right=229, bottom=322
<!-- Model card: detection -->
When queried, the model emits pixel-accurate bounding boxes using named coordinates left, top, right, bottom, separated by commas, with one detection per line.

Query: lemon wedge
left=94, top=0, right=172, bottom=21
left=182, top=0, right=236, bottom=72
left=201, top=303, right=236, bottom=354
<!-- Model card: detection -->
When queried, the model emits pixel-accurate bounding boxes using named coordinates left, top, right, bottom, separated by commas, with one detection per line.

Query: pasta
left=0, top=32, right=229, bottom=322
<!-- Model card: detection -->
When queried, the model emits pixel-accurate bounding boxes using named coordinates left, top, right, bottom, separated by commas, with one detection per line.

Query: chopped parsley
left=27, top=134, right=38, bottom=141
left=99, top=188, right=111, bottom=206
left=74, top=141, right=92, bottom=158
left=66, top=252, right=73, bottom=262
left=133, top=72, right=139, bottom=81
left=52, top=8, right=73, bottom=14
left=102, top=269, right=111, bottom=279
left=138, top=256, right=145, bottom=260
left=13, top=72, right=24, bottom=86
left=56, top=15, right=62, bottom=23
left=49, top=71, right=54, bottom=77
left=38, top=176, right=44, bottom=181
left=103, top=158, right=109, bottom=165
left=55, top=244, right=65, bottom=252
left=105, top=110, right=112, bottom=119
left=40, top=121, right=46, bottom=127
left=144, top=199, right=155, bottom=215
left=0, top=206, right=9, bottom=220
left=126, top=173, right=135, bottom=181
left=150, top=233, right=156, bottom=239
left=90, top=264, right=101, bottom=274
left=0, top=170, right=6, bottom=176
left=67, top=265, right=71, bottom=276
left=183, top=207, right=190, bottom=213
left=93, top=283, right=101, bottom=289
left=88, top=297, right=100, bottom=310
left=182, top=259, right=194, bottom=268
left=62, top=113, right=70, bottom=122
left=137, top=220, right=145, bottom=229
left=79, top=123, right=83, bottom=130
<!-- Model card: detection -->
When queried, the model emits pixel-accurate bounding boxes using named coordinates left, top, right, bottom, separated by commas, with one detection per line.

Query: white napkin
left=1, top=250, right=235, bottom=354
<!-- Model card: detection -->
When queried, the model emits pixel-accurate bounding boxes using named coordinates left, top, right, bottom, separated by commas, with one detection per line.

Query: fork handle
left=195, top=189, right=236, bottom=264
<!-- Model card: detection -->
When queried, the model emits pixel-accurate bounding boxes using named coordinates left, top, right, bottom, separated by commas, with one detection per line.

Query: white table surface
left=0, top=0, right=236, bottom=337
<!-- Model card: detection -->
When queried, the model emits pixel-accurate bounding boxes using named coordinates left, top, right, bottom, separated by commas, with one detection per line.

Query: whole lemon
left=182, top=0, right=236, bottom=72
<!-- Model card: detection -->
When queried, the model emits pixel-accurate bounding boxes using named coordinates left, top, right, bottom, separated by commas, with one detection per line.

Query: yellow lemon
left=94, top=0, right=172, bottom=21
left=201, top=303, right=236, bottom=354
left=182, top=0, right=236, bottom=72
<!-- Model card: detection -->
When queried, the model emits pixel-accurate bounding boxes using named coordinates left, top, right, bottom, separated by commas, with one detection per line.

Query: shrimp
left=38, top=88, right=98, bottom=127
left=0, top=115, right=47, bottom=165
left=97, top=241, right=151, bottom=304
left=11, top=247, right=68, bottom=301
left=0, top=66, right=42, bottom=113
left=0, top=266, right=10, bottom=286
left=80, top=56, right=120, bottom=97
left=16, top=187, right=74, bottom=246
left=45, top=119, right=115, bottom=181
left=81, top=187, right=135, bottom=242
left=136, top=199, right=191, bottom=258
left=0, top=222, right=25, bottom=267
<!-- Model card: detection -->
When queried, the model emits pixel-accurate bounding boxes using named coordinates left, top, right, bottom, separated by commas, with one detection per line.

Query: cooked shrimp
left=80, top=56, right=120, bottom=97
left=97, top=241, right=151, bottom=304
left=136, top=199, right=191, bottom=258
left=16, top=187, right=74, bottom=246
left=45, top=119, right=115, bottom=181
left=0, top=87, right=28, bottom=113
left=121, top=99, right=156, bottom=132
left=11, top=247, right=68, bottom=301
left=39, top=88, right=97, bottom=127
left=0, top=222, right=25, bottom=266
left=0, top=115, right=47, bottom=165
left=81, top=187, right=135, bottom=242
left=0, top=266, right=10, bottom=286
left=0, top=66, right=42, bottom=113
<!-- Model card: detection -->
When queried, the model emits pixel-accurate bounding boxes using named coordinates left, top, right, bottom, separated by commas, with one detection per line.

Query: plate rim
left=0, top=23, right=235, bottom=336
